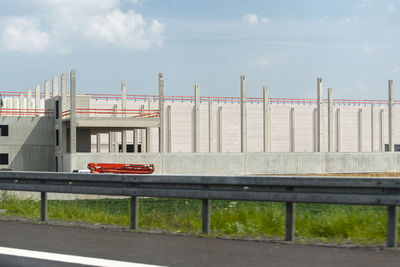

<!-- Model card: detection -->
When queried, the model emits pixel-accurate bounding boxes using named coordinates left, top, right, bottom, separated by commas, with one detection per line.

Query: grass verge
left=0, top=195, right=395, bottom=245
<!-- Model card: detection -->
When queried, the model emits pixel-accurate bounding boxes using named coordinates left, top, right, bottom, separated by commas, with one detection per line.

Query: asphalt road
left=0, top=220, right=399, bottom=267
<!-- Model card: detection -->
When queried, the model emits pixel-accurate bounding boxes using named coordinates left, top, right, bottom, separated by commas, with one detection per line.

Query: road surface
left=0, top=220, right=399, bottom=266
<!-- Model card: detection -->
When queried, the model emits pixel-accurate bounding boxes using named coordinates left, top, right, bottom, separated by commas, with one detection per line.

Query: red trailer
left=87, top=163, right=155, bottom=174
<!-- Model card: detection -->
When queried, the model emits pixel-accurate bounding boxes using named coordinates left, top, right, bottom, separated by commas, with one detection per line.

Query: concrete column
left=159, top=73, right=165, bottom=153
left=240, top=75, right=247, bottom=153
left=121, top=82, right=127, bottom=151
left=52, top=76, right=59, bottom=97
left=327, top=88, right=333, bottom=152
left=167, top=105, right=172, bottom=153
left=358, top=109, right=363, bottom=152
left=146, top=128, right=151, bottom=153
left=12, top=97, right=17, bottom=116
left=35, top=85, right=40, bottom=113
left=313, top=108, right=317, bottom=152
left=108, top=132, right=114, bottom=153
left=218, top=106, right=223, bottom=152
left=134, top=129, right=139, bottom=153
left=44, top=80, right=50, bottom=100
left=263, top=86, right=271, bottom=152
left=194, top=84, right=200, bottom=153
left=317, top=78, right=324, bottom=152
left=19, top=94, right=24, bottom=116
left=27, top=90, right=32, bottom=110
left=380, top=109, right=384, bottom=152
left=112, top=104, right=118, bottom=152
left=121, top=82, right=127, bottom=116
left=96, top=133, right=101, bottom=153
left=70, top=70, right=77, bottom=154
left=371, top=104, right=375, bottom=152
left=388, top=80, right=394, bottom=152
left=140, top=104, right=146, bottom=153
left=61, top=73, right=67, bottom=111
left=122, top=131, right=127, bottom=153
left=336, top=109, right=341, bottom=152
left=208, top=99, right=214, bottom=152
left=290, top=107, right=295, bottom=152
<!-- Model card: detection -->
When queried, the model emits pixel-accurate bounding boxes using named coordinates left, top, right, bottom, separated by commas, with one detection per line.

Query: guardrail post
left=202, top=199, right=211, bottom=234
left=130, top=196, right=139, bottom=230
left=40, top=192, right=47, bottom=222
left=285, top=202, right=295, bottom=241
left=387, top=205, right=398, bottom=247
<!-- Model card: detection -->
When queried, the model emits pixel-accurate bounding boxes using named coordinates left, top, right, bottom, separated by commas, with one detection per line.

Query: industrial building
left=0, top=70, right=399, bottom=175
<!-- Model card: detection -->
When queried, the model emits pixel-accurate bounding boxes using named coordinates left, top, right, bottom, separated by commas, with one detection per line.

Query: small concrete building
left=0, top=70, right=399, bottom=175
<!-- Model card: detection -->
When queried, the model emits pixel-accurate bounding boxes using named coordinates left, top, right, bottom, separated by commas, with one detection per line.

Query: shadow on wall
left=5, top=116, right=56, bottom=171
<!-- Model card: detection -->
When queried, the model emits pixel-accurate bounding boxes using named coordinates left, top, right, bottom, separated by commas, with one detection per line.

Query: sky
left=0, top=0, right=399, bottom=99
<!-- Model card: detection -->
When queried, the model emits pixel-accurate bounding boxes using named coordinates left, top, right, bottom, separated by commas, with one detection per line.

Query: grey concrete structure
left=317, top=78, right=323, bottom=152
left=3, top=70, right=400, bottom=176
left=388, top=80, right=394, bottom=152
left=159, top=73, right=165, bottom=153
left=263, top=85, right=271, bottom=152
left=240, top=75, right=247, bottom=153
left=44, top=80, right=50, bottom=100
left=194, top=84, right=200, bottom=153
left=52, top=76, right=59, bottom=97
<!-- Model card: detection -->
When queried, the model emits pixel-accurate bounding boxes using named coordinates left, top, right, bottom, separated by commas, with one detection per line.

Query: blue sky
left=0, top=0, right=399, bottom=99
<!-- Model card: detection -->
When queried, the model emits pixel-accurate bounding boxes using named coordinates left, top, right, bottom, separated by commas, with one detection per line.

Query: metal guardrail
left=0, top=171, right=398, bottom=247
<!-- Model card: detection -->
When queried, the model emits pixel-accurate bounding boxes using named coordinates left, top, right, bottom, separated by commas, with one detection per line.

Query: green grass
left=0, top=195, right=396, bottom=245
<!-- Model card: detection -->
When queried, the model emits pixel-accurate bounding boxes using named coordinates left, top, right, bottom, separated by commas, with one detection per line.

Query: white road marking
left=0, top=246, right=165, bottom=267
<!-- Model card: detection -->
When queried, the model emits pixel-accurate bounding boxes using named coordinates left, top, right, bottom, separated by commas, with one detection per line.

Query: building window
left=56, top=129, right=59, bottom=146
left=0, top=125, right=8, bottom=136
left=55, top=100, right=59, bottom=119
left=0, top=154, right=8, bottom=164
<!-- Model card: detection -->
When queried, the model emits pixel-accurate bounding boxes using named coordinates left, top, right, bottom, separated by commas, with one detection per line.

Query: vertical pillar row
left=19, top=94, right=24, bottom=116
left=121, top=82, right=127, bottom=153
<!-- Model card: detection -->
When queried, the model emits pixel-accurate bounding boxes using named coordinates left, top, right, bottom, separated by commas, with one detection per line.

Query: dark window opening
left=55, top=100, right=59, bottom=119
left=385, top=144, right=400, bottom=151
left=56, top=129, right=59, bottom=146
left=0, top=154, right=8, bottom=165
left=0, top=125, right=8, bottom=136
left=55, top=156, right=58, bottom=172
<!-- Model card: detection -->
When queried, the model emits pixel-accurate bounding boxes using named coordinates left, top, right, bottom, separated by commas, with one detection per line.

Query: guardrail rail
left=0, top=172, right=398, bottom=247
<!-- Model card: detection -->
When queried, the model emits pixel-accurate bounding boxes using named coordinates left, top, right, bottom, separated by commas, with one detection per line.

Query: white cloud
left=242, top=14, right=271, bottom=25
left=1, top=18, right=49, bottom=53
left=85, top=9, right=164, bottom=49
left=242, top=14, right=258, bottom=24
left=387, top=3, right=396, bottom=14
left=363, top=45, right=375, bottom=53
left=391, top=66, right=400, bottom=73
left=0, top=0, right=164, bottom=53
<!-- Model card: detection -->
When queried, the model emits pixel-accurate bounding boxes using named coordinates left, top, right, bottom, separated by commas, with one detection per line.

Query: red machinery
left=87, top=163, right=155, bottom=174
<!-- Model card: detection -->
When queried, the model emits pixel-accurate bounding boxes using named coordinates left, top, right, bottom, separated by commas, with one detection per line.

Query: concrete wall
left=66, top=152, right=400, bottom=175
left=0, top=117, right=55, bottom=171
